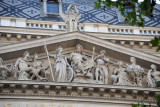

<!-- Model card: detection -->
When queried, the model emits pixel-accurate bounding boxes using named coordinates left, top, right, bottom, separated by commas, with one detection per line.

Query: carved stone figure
left=71, top=44, right=96, bottom=83
left=31, top=53, right=49, bottom=81
left=126, top=57, right=144, bottom=86
left=94, top=50, right=110, bottom=84
left=13, top=51, right=44, bottom=80
left=111, top=61, right=130, bottom=85
left=50, top=46, right=73, bottom=82
left=95, top=65, right=104, bottom=83
left=70, top=44, right=88, bottom=76
left=61, top=4, right=81, bottom=32
left=0, top=57, right=10, bottom=79
left=147, top=64, right=160, bottom=87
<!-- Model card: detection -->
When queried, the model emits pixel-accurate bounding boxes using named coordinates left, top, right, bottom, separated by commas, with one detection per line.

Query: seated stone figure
left=31, top=53, right=49, bottom=81
left=0, top=57, right=10, bottom=79
left=13, top=51, right=44, bottom=80
left=70, top=44, right=89, bottom=76
left=147, top=64, right=160, bottom=87
left=70, top=44, right=95, bottom=83
left=126, top=57, right=144, bottom=86
left=111, top=61, right=130, bottom=85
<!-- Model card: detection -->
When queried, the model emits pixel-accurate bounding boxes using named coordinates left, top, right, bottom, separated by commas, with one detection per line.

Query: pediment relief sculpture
left=49, top=45, right=74, bottom=82
left=0, top=44, right=159, bottom=88
left=94, top=50, right=110, bottom=84
left=0, top=57, right=11, bottom=79
left=13, top=51, right=50, bottom=81
left=147, top=64, right=160, bottom=87
left=111, top=57, right=144, bottom=87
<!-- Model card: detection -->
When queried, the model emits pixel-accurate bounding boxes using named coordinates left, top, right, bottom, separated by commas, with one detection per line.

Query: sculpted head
left=100, top=50, right=106, bottom=56
left=76, top=44, right=83, bottom=53
left=23, top=51, right=30, bottom=58
left=0, top=57, right=3, bottom=65
left=117, top=61, right=123, bottom=67
left=130, top=57, right=136, bottom=64
left=151, top=64, right=157, bottom=71
left=33, top=53, right=38, bottom=59
left=56, top=45, right=63, bottom=54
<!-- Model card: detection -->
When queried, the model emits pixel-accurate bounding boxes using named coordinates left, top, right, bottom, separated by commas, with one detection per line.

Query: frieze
left=0, top=44, right=160, bottom=88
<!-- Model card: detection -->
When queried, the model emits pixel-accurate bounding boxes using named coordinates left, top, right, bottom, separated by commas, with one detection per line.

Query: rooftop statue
left=61, top=4, right=81, bottom=32
left=147, top=64, right=160, bottom=87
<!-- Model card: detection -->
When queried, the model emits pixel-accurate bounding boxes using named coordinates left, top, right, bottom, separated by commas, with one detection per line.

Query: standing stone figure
left=94, top=50, right=110, bottom=84
left=111, top=61, right=130, bottom=85
left=50, top=46, right=73, bottom=82
left=147, top=64, right=160, bottom=87
left=126, top=57, right=144, bottom=86
left=61, top=4, right=81, bottom=32
left=0, top=57, right=10, bottom=79
left=95, top=63, right=104, bottom=83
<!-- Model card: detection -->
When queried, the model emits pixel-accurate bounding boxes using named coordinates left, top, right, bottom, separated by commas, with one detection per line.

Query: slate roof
left=0, top=0, right=160, bottom=27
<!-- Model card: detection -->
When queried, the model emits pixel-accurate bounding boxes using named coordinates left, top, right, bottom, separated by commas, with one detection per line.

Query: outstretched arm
left=103, top=57, right=110, bottom=63
left=74, top=5, right=79, bottom=17
left=49, top=54, right=56, bottom=59
left=14, top=58, right=20, bottom=69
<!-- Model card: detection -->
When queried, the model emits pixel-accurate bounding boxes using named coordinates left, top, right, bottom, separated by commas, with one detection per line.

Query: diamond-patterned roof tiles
left=0, top=0, right=160, bottom=27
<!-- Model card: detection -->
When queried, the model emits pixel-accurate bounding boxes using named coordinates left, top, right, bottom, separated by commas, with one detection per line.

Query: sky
left=112, top=0, right=160, bottom=4
left=139, top=0, right=160, bottom=4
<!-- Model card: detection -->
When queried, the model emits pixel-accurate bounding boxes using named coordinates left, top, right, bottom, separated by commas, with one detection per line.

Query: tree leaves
left=150, top=36, right=160, bottom=51
left=94, top=1, right=101, bottom=9
left=156, top=95, right=160, bottom=107
left=131, top=101, right=149, bottom=107
left=94, top=0, right=160, bottom=51
left=94, top=0, right=156, bottom=27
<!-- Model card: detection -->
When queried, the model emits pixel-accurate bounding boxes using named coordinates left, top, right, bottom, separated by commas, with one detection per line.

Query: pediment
left=0, top=32, right=160, bottom=106
left=0, top=32, right=159, bottom=70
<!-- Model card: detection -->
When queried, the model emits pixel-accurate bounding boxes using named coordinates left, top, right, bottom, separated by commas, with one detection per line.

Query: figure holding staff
left=44, top=41, right=54, bottom=81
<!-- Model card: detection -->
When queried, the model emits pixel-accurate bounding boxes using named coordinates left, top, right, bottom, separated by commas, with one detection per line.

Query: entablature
left=0, top=80, right=158, bottom=106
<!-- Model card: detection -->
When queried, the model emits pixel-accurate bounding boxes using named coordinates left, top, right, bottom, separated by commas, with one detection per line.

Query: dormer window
left=124, top=2, right=133, bottom=16
left=124, top=7, right=133, bottom=16
left=47, top=0, right=59, bottom=14
left=40, top=0, right=62, bottom=17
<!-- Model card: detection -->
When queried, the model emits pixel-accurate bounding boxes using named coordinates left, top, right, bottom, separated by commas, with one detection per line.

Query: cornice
left=0, top=32, right=160, bottom=66
left=0, top=80, right=158, bottom=106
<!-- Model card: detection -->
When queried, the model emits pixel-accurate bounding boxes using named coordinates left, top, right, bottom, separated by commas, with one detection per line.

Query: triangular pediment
left=0, top=32, right=160, bottom=107
left=0, top=32, right=160, bottom=69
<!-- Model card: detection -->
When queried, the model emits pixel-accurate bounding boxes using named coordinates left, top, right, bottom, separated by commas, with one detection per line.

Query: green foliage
left=94, top=0, right=160, bottom=51
left=156, top=81, right=160, bottom=107
left=156, top=81, right=160, bottom=87
left=130, top=80, right=160, bottom=107
left=94, top=0, right=157, bottom=27
left=156, top=95, right=160, bottom=107
left=150, top=36, right=160, bottom=52
left=131, top=101, right=151, bottom=107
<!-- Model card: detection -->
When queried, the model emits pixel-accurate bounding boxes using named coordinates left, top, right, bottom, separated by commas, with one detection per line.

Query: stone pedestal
left=72, top=74, right=95, bottom=83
